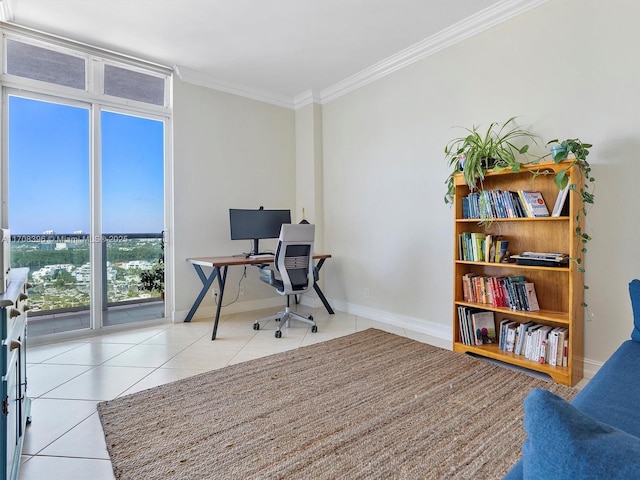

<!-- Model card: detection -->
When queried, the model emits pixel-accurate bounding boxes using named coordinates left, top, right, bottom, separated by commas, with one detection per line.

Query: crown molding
left=0, top=0, right=14, bottom=22
left=178, top=0, right=549, bottom=109
left=175, top=65, right=295, bottom=109
left=320, top=0, right=550, bottom=104
left=293, top=89, right=321, bottom=110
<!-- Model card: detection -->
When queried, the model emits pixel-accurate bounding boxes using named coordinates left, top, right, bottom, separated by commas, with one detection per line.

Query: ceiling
left=1, top=0, right=546, bottom=108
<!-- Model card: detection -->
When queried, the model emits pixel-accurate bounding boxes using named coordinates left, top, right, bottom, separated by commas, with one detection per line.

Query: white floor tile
left=102, top=343, right=188, bottom=368
left=38, top=412, right=110, bottom=459
left=41, top=365, right=154, bottom=401
left=27, top=342, right=88, bottom=364
left=22, top=399, right=98, bottom=455
left=26, top=364, right=94, bottom=398
left=19, top=455, right=115, bottom=480
left=17, top=309, right=449, bottom=480
left=41, top=343, right=136, bottom=366
left=119, top=367, right=210, bottom=396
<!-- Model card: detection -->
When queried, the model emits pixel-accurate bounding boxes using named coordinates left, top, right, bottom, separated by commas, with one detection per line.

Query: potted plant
left=444, top=117, right=538, bottom=204
left=545, top=138, right=595, bottom=278
left=546, top=138, right=593, bottom=190
left=139, top=242, right=164, bottom=299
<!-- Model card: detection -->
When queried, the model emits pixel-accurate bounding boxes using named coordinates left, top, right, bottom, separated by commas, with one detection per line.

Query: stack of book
left=458, top=233, right=509, bottom=263
left=457, top=307, right=497, bottom=346
left=462, top=189, right=551, bottom=219
left=498, top=320, right=569, bottom=366
left=462, top=273, right=540, bottom=311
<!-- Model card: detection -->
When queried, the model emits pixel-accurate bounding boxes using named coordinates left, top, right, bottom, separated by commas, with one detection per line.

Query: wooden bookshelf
left=452, top=160, right=584, bottom=386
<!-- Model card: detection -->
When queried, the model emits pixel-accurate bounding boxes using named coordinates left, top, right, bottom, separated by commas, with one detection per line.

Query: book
left=520, top=190, right=550, bottom=217
left=484, top=234, right=494, bottom=263
left=505, top=322, right=519, bottom=353
left=534, top=325, right=552, bottom=362
left=539, top=338, right=548, bottom=364
left=523, top=282, right=540, bottom=311
left=499, top=318, right=513, bottom=350
left=515, top=321, right=534, bottom=355
left=551, top=186, right=570, bottom=217
left=458, top=306, right=470, bottom=345
left=471, top=311, right=497, bottom=345
left=461, top=273, right=478, bottom=301
left=470, top=232, right=486, bottom=261
left=548, top=327, right=563, bottom=366
left=556, top=328, right=568, bottom=366
left=509, top=191, right=527, bottom=217
left=525, top=324, right=542, bottom=360
left=494, top=240, right=509, bottom=263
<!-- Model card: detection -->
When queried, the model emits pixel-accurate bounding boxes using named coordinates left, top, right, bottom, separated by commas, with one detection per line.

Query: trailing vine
left=545, top=138, right=595, bottom=307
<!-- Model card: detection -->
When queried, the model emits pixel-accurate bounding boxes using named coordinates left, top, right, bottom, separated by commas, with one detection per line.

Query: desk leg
left=211, top=266, right=228, bottom=340
left=313, top=258, right=334, bottom=315
left=185, top=264, right=219, bottom=323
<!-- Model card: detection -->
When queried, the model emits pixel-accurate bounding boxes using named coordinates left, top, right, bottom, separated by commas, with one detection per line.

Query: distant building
left=120, top=260, right=153, bottom=270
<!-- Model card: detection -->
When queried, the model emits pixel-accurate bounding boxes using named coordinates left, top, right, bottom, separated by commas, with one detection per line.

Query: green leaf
left=554, top=170, right=568, bottom=189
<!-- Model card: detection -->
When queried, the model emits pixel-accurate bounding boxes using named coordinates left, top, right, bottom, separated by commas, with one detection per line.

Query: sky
left=8, top=96, right=164, bottom=234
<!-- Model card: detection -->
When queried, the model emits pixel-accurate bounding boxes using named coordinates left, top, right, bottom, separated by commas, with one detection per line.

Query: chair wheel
left=311, top=325, right=318, bottom=333
left=253, top=323, right=260, bottom=330
left=308, top=315, right=314, bottom=321
left=275, top=330, right=282, bottom=338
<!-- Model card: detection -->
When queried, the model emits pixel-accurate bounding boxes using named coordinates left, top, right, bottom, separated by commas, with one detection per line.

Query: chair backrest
left=274, top=223, right=315, bottom=294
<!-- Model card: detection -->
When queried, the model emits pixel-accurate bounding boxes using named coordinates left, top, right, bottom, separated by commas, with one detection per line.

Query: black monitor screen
left=229, top=208, right=291, bottom=241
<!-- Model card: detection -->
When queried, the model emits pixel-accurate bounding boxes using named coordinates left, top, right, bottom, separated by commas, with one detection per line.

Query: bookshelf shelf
left=452, top=342, right=571, bottom=384
left=456, top=216, right=569, bottom=223
left=454, top=260, right=570, bottom=273
left=455, top=301, right=570, bottom=324
left=452, top=161, right=584, bottom=386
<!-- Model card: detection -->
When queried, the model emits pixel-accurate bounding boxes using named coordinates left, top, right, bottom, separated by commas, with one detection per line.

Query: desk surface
left=188, top=254, right=331, bottom=268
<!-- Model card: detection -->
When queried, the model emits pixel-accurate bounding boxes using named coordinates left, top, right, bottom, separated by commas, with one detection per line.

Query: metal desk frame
left=185, top=254, right=333, bottom=339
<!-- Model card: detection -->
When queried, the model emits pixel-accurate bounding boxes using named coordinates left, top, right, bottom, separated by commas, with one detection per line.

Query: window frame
left=0, top=23, right=174, bottom=336
left=0, top=23, right=172, bottom=113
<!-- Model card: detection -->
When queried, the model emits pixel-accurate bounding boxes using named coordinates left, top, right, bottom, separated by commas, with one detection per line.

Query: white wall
left=172, top=78, right=296, bottom=320
left=321, top=0, right=640, bottom=371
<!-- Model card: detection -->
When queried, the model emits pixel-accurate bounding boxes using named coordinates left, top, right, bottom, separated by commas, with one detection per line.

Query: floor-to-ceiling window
left=0, top=26, right=172, bottom=337
left=8, top=96, right=92, bottom=333
left=101, top=110, right=165, bottom=327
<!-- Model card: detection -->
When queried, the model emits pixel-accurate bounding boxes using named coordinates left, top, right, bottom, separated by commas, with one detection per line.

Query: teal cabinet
left=0, top=268, right=30, bottom=480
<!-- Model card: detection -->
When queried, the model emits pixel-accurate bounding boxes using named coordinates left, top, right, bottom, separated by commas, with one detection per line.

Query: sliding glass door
left=101, top=110, right=165, bottom=326
left=6, top=94, right=166, bottom=336
left=8, top=95, right=92, bottom=335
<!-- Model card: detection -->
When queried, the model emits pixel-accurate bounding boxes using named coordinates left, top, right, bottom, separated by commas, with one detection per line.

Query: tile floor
left=18, top=306, right=449, bottom=480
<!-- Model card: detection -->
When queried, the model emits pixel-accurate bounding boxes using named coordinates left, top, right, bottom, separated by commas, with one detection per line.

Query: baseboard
left=582, top=356, right=603, bottom=380
left=328, top=298, right=452, bottom=343
left=173, top=295, right=604, bottom=381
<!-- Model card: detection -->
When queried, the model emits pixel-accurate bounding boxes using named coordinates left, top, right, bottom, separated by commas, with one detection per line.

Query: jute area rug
left=97, top=328, right=576, bottom=480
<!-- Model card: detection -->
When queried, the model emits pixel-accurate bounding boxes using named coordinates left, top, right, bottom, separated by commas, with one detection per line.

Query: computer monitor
left=229, top=207, right=291, bottom=255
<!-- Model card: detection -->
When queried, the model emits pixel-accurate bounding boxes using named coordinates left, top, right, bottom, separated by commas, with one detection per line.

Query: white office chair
left=253, top=223, right=318, bottom=338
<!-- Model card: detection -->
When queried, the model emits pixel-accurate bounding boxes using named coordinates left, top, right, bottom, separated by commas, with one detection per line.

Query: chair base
left=253, top=305, right=317, bottom=338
